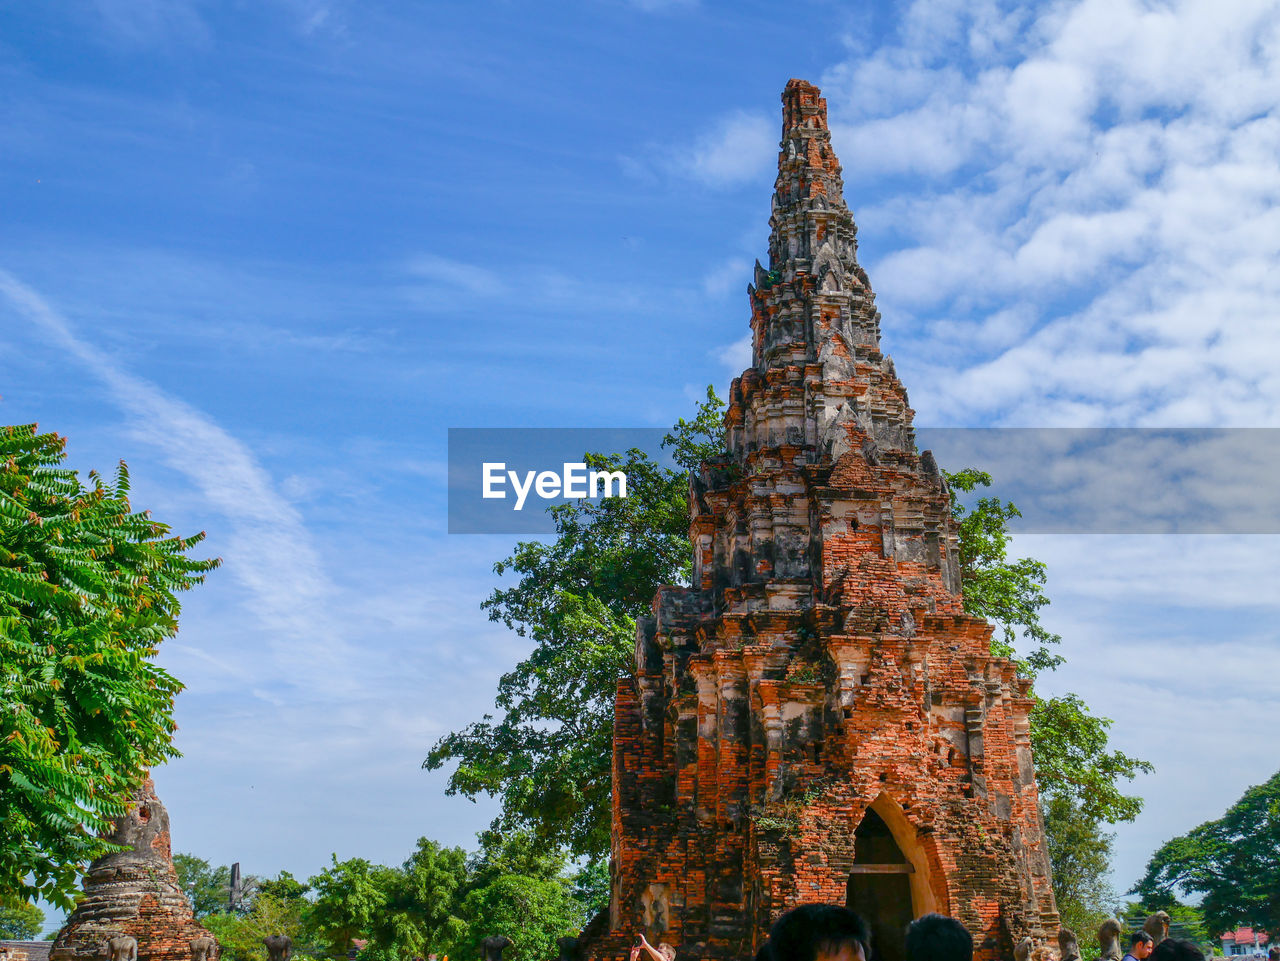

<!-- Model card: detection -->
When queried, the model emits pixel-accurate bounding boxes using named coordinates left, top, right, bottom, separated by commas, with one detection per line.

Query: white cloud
left=623, top=108, right=775, bottom=191
left=702, top=257, right=750, bottom=298
left=684, top=111, right=776, bottom=187
left=714, top=334, right=752, bottom=375
left=817, top=0, right=1280, bottom=428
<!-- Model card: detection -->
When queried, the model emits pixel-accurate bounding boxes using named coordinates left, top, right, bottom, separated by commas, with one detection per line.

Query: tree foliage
left=424, top=388, right=725, bottom=859
left=203, top=892, right=321, bottom=961
left=1132, top=771, right=1280, bottom=937
left=308, top=856, right=394, bottom=960
left=0, top=425, right=219, bottom=908
left=363, top=840, right=469, bottom=961
left=946, top=468, right=1152, bottom=926
left=1042, top=795, right=1117, bottom=940
left=1118, top=898, right=1210, bottom=947
left=192, top=831, right=596, bottom=961
left=449, top=831, right=581, bottom=961
left=173, top=854, right=261, bottom=918
left=0, top=898, right=45, bottom=940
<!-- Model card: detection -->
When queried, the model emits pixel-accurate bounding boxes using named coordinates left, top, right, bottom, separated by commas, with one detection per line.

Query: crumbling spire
left=750, top=79, right=876, bottom=378
left=578, top=79, right=1061, bottom=961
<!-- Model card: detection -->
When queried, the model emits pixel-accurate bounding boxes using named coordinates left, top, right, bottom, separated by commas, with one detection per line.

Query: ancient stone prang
left=579, top=80, right=1060, bottom=961
left=51, top=779, right=218, bottom=961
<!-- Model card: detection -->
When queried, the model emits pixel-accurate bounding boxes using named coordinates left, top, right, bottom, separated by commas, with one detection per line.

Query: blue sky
left=3, top=0, right=1280, bottom=930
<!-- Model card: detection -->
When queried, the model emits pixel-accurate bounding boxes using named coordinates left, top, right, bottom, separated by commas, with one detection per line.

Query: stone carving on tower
left=577, top=79, right=1059, bottom=961
left=51, top=779, right=219, bottom=961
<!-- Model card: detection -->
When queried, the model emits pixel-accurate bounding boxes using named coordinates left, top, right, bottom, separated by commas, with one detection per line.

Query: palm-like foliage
left=0, top=424, right=219, bottom=908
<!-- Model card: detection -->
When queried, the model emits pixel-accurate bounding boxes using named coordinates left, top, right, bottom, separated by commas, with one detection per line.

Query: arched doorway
left=845, top=804, right=923, bottom=961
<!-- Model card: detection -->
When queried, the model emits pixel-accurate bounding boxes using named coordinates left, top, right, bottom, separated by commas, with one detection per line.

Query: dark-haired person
left=767, top=904, right=872, bottom=961
left=905, top=914, right=973, bottom=961
left=1124, top=931, right=1155, bottom=961
left=1150, top=940, right=1205, bottom=961
left=1267, top=946, right=1279, bottom=961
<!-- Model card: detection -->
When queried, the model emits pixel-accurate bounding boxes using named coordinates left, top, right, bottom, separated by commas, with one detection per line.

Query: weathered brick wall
left=581, top=80, right=1059, bottom=961
left=52, top=779, right=218, bottom=961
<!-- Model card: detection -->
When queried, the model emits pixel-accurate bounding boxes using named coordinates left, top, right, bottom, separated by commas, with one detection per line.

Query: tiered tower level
left=587, top=81, right=1059, bottom=961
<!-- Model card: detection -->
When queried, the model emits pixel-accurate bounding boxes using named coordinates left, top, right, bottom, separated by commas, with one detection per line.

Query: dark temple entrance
left=846, top=808, right=916, bottom=961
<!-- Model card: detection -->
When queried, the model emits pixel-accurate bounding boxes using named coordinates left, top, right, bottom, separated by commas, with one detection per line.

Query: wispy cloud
left=624, top=0, right=698, bottom=11
left=714, top=334, right=751, bottom=376
left=400, top=253, right=694, bottom=315
left=701, top=256, right=750, bottom=298
left=0, top=269, right=361, bottom=694
left=407, top=254, right=506, bottom=297
left=88, top=0, right=212, bottom=48
left=625, top=110, right=776, bottom=189
left=685, top=111, right=775, bottom=187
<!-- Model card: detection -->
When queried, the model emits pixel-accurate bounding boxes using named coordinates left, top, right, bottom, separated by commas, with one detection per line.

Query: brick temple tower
left=583, top=81, right=1059, bottom=961
left=51, top=778, right=218, bottom=961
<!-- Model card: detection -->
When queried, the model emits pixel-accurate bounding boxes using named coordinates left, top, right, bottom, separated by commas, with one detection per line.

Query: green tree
left=946, top=469, right=1152, bottom=927
left=174, top=854, right=234, bottom=918
left=363, top=839, right=469, bottom=961
left=307, top=856, right=394, bottom=960
left=1118, top=898, right=1210, bottom=947
left=425, top=388, right=725, bottom=859
left=204, top=893, right=319, bottom=961
left=449, top=831, right=582, bottom=961
left=257, top=870, right=310, bottom=905
left=1132, top=771, right=1280, bottom=937
left=453, top=874, right=580, bottom=961
left=568, top=859, right=609, bottom=927
left=0, top=425, right=219, bottom=908
left=0, top=898, right=45, bottom=939
left=1043, top=795, right=1117, bottom=939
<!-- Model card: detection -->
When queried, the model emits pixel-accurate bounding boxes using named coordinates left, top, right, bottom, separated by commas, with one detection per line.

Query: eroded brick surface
left=52, top=779, right=218, bottom=961
left=580, top=80, right=1059, bottom=961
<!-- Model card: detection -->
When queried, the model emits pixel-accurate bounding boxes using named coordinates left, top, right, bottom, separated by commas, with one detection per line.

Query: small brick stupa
left=51, top=778, right=217, bottom=961
left=581, top=80, right=1059, bottom=961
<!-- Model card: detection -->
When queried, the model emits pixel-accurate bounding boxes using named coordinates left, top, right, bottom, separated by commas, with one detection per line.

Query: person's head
left=904, top=914, right=973, bottom=961
left=768, top=904, right=872, bottom=961
left=1130, top=933, right=1155, bottom=960
left=1267, top=946, right=1279, bottom=961
left=1150, top=941, right=1204, bottom=961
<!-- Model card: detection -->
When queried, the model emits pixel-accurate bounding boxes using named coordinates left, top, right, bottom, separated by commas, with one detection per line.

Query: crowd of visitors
left=631, top=904, right=1213, bottom=961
